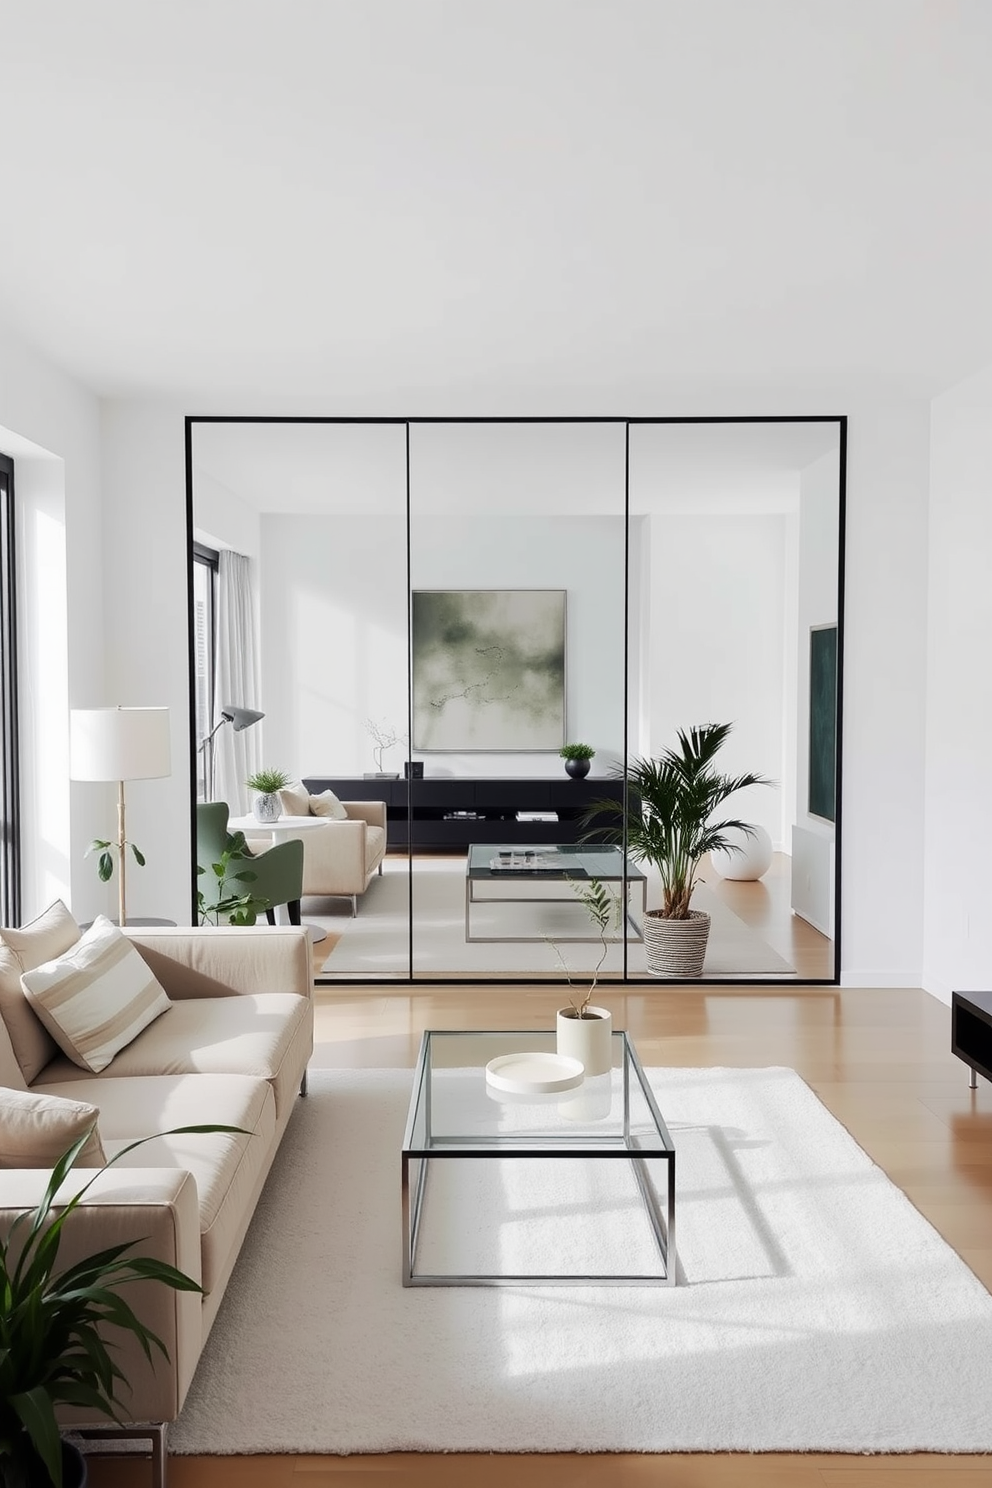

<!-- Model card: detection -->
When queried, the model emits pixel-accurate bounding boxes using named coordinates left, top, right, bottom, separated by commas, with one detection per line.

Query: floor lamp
left=70, top=706, right=172, bottom=927
left=198, top=704, right=264, bottom=802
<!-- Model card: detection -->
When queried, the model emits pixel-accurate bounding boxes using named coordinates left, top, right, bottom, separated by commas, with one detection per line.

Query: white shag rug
left=320, top=863, right=795, bottom=977
left=169, top=1065, right=992, bottom=1455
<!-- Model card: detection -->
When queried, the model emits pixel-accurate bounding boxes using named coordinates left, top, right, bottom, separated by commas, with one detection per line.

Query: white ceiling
left=2, top=1, right=991, bottom=406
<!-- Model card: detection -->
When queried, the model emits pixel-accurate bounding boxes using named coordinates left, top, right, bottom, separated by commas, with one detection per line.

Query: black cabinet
left=952, top=990, right=992, bottom=1086
left=302, top=775, right=624, bottom=850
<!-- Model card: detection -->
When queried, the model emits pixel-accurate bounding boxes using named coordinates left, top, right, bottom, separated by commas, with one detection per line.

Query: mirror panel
left=627, top=419, right=840, bottom=980
left=188, top=416, right=842, bottom=983
left=407, top=420, right=628, bottom=980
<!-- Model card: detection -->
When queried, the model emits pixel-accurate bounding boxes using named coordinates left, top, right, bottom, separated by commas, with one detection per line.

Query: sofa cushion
left=21, top=917, right=171, bottom=1074
left=41, top=1072, right=276, bottom=1296
left=34, top=992, right=311, bottom=1122
left=0, top=1086, right=106, bottom=1168
left=279, top=780, right=310, bottom=816
left=309, top=788, right=348, bottom=820
left=0, top=900, right=80, bottom=1083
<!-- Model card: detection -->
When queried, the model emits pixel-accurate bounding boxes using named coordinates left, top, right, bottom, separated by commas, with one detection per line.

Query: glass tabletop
left=466, top=842, right=646, bottom=881
left=402, top=1029, right=674, bottom=1156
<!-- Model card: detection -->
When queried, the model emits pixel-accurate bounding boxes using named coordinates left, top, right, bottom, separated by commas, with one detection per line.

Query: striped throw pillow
left=20, top=916, right=171, bottom=1073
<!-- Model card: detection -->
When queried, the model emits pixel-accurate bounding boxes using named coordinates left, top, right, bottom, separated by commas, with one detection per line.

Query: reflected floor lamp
left=198, top=705, right=264, bottom=802
left=70, top=706, right=172, bottom=927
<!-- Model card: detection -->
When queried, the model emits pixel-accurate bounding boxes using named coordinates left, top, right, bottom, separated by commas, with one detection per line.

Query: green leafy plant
left=245, top=767, right=290, bottom=795
left=582, top=722, right=769, bottom=919
left=0, top=1122, right=244, bottom=1488
left=197, top=830, right=271, bottom=926
left=559, top=742, right=595, bottom=762
left=547, top=877, right=622, bottom=1017
left=84, top=837, right=145, bottom=885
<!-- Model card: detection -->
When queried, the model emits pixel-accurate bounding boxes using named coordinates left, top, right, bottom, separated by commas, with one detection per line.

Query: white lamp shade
left=70, top=707, right=171, bottom=782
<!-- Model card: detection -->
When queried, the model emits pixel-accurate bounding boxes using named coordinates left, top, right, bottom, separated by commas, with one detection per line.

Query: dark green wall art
left=412, top=589, right=566, bottom=751
left=809, top=623, right=837, bottom=822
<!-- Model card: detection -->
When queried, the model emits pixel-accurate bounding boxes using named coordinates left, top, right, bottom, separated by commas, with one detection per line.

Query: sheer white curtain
left=214, top=551, right=261, bottom=815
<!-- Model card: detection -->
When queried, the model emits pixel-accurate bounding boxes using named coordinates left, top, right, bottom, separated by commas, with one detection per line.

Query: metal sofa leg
left=300, top=1069, right=308, bottom=1097
left=351, top=895, right=358, bottom=916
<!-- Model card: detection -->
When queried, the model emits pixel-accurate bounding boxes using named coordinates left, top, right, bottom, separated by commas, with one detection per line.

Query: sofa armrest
left=124, top=926, right=313, bottom=1001
left=343, top=800, right=387, bottom=829
left=0, top=1167, right=203, bottom=1423
left=302, top=819, right=367, bottom=890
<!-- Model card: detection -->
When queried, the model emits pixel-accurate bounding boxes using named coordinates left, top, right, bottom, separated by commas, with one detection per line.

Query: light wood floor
left=313, top=850, right=834, bottom=982
left=89, top=981, right=992, bottom=1488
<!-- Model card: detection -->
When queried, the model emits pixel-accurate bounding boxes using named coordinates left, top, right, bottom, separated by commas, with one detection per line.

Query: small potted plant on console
left=559, top=742, right=595, bottom=780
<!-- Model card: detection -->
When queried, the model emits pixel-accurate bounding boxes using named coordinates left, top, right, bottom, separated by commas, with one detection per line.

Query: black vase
left=564, top=757, right=591, bottom=780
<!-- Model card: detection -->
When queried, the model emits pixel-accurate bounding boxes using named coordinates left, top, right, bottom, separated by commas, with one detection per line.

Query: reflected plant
left=365, top=718, right=406, bottom=773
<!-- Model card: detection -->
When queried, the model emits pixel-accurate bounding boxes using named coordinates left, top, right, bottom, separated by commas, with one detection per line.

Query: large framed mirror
left=187, top=415, right=843, bottom=984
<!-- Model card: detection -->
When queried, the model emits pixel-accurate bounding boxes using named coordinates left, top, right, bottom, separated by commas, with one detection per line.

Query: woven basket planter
left=642, top=909, right=711, bottom=979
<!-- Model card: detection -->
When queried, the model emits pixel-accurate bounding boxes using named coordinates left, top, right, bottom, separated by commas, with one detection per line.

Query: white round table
left=227, top=815, right=330, bottom=944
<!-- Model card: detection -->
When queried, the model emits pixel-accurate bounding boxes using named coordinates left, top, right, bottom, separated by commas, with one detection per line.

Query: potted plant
left=549, top=878, right=621, bottom=1076
left=583, top=722, right=769, bottom=978
left=197, top=829, right=271, bottom=926
left=0, top=1122, right=240, bottom=1488
left=559, top=742, right=595, bottom=780
left=245, top=767, right=290, bottom=824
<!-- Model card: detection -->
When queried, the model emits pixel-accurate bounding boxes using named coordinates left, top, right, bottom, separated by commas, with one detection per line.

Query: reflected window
left=0, top=453, right=19, bottom=925
left=192, top=542, right=218, bottom=801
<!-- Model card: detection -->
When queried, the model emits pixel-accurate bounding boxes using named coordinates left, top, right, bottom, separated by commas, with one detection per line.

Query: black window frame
left=0, top=452, right=20, bottom=926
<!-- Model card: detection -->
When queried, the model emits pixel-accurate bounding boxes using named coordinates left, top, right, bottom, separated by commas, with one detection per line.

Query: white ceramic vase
left=556, top=1005, right=613, bottom=1077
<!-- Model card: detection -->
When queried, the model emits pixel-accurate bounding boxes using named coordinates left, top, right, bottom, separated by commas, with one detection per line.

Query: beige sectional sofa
left=0, top=913, right=314, bottom=1479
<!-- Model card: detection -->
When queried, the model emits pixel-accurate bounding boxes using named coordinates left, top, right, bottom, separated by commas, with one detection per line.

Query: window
left=0, top=453, right=20, bottom=925
left=192, top=543, right=218, bottom=801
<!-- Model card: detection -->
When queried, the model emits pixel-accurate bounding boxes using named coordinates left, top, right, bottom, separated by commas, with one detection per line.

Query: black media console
left=951, top=989, right=992, bottom=1088
left=302, top=775, right=624, bottom=851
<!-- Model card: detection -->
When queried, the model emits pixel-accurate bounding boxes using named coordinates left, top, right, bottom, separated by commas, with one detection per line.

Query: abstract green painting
left=412, top=589, right=566, bottom=751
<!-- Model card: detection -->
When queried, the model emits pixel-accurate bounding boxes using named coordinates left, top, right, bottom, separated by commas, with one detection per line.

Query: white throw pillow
left=0, top=899, right=81, bottom=1083
left=20, top=916, right=171, bottom=1074
left=309, top=789, right=348, bottom=821
left=0, top=1087, right=106, bottom=1168
left=279, top=780, right=311, bottom=816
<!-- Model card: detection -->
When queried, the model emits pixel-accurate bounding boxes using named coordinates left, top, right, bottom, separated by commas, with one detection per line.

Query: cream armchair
left=248, top=801, right=387, bottom=915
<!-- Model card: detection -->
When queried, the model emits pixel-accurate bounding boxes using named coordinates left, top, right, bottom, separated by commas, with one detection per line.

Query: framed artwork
left=412, top=589, right=566, bottom=751
left=808, top=622, right=837, bottom=823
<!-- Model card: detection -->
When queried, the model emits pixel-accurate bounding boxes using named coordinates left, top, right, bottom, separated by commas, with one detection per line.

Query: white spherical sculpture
left=708, top=824, right=773, bottom=881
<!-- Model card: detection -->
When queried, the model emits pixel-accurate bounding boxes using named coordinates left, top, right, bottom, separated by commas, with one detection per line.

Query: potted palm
left=583, top=722, right=769, bottom=978
left=0, top=1121, right=240, bottom=1488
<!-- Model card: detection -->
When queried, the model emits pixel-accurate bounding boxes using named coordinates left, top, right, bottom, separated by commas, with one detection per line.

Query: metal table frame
left=401, top=1029, right=677, bottom=1288
left=464, top=844, right=647, bottom=944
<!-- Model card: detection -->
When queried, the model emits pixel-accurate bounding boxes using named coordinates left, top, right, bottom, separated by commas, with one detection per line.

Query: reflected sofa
left=246, top=801, right=387, bottom=914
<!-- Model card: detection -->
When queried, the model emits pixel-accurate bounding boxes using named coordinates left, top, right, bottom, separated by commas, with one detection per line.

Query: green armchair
left=196, top=801, right=304, bottom=925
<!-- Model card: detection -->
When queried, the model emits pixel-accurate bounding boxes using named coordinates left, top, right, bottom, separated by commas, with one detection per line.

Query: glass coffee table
left=464, top=842, right=647, bottom=943
left=401, top=1029, right=676, bottom=1287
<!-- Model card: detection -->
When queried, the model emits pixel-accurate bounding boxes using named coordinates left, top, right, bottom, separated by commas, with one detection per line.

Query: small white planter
left=556, top=1005, right=613, bottom=1077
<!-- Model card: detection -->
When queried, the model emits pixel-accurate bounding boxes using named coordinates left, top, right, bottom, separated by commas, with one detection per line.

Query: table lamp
left=70, top=706, right=172, bottom=926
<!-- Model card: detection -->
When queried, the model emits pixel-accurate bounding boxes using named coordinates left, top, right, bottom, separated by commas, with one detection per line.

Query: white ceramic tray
left=485, top=1051, right=585, bottom=1095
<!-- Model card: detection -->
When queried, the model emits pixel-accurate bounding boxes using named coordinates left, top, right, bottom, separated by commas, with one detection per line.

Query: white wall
left=0, top=320, right=105, bottom=923
left=641, top=511, right=788, bottom=847
left=924, top=361, right=992, bottom=1003
left=99, top=402, right=192, bottom=924
left=258, top=513, right=408, bottom=781
left=257, top=512, right=626, bottom=781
